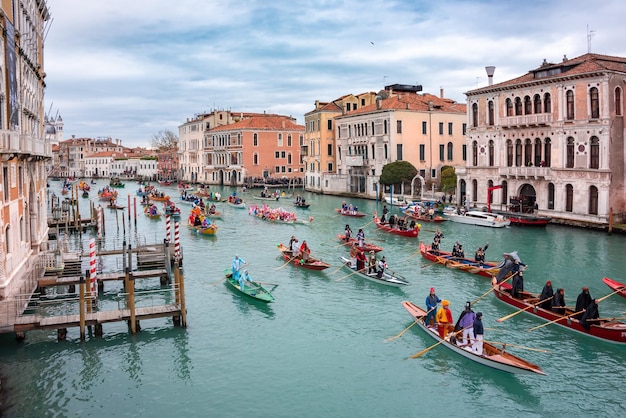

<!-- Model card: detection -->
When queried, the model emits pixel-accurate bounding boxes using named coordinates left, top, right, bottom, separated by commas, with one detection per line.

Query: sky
left=43, top=0, right=626, bottom=148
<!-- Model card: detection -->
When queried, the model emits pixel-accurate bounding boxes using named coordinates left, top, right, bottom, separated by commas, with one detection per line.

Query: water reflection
left=228, top=293, right=275, bottom=319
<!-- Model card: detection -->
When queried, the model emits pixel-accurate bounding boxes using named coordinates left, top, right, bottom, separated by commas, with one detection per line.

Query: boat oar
left=327, top=263, right=348, bottom=275
left=386, top=309, right=434, bottom=343
left=407, top=328, right=465, bottom=359
left=358, top=219, right=374, bottom=229
left=482, top=340, right=550, bottom=353
left=401, top=249, right=421, bottom=262
left=471, top=273, right=517, bottom=305
left=335, top=267, right=368, bottom=282
left=275, top=256, right=296, bottom=270
left=496, top=296, right=553, bottom=323
left=528, top=286, right=625, bottom=332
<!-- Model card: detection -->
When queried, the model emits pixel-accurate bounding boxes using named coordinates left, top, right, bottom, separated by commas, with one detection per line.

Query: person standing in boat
left=299, top=240, right=311, bottom=263
left=355, top=250, right=367, bottom=272
left=368, top=250, right=377, bottom=274
left=579, top=299, right=600, bottom=330
left=511, top=268, right=524, bottom=299
left=376, top=256, right=387, bottom=278
left=436, top=300, right=453, bottom=339
left=472, top=312, right=484, bottom=354
left=290, top=237, right=300, bottom=258
left=431, top=235, right=441, bottom=255
left=356, top=228, right=365, bottom=247
left=551, top=288, right=566, bottom=314
left=232, top=254, right=246, bottom=283
left=425, top=288, right=441, bottom=327
left=239, top=270, right=253, bottom=292
left=455, top=301, right=476, bottom=346
left=574, top=287, right=593, bottom=319
left=475, top=247, right=485, bottom=266
left=539, top=280, right=554, bottom=310
left=381, top=205, right=389, bottom=223
left=344, top=224, right=352, bottom=241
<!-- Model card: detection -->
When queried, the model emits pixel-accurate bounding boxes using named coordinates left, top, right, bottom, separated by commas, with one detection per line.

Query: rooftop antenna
left=587, top=24, right=595, bottom=53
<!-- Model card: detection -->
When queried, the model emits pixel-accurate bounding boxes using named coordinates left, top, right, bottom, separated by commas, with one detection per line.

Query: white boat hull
left=339, top=257, right=409, bottom=287
left=445, top=210, right=510, bottom=228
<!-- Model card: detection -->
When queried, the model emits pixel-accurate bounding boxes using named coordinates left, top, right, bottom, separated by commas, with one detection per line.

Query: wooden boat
left=336, top=234, right=383, bottom=253
left=445, top=210, right=510, bottom=228
left=98, top=190, right=117, bottom=200
left=419, top=242, right=500, bottom=278
left=149, top=194, right=170, bottom=202
left=107, top=204, right=126, bottom=210
left=224, top=272, right=275, bottom=303
left=403, top=206, right=447, bottom=223
left=602, top=277, right=626, bottom=299
left=373, top=215, right=419, bottom=238
left=334, top=208, right=366, bottom=217
left=492, top=282, right=626, bottom=344
left=227, top=199, right=246, bottom=209
left=204, top=210, right=223, bottom=219
left=253, top=194, right=280, bottom=201
left=276, top=244, right=330, bottom=270
left=339, top=256, right=409, bottom=287
left=82, top=191, right=90, bottom=198
left=191, top=224, right=218, bottom=235
left=158, top=180, right=173, bottom=186
left=401, top=301, right=546, bottom=375
left=109, top=178, right=125, bottom=188
left=490, top=210, right=551, bottom=227
left=293, top=202, right=310, bottom=209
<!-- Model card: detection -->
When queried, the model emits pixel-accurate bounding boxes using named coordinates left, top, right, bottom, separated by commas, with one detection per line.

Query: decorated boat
left=336, top=234, right=383, bottom=253
left=78, top=180, right=91, bottom=191
left=492, top=282, right=626, bottom=344
left=276, top=244, right=330, bottom=270
left=334, top=208, right=366, bottom=218
left=401, top=301, right=546, bottom=375
left=419, top=242, right=500, bottom=278
left=223, top=270, right=275, bottom=303
left=339, top=256, right=409, bottom=287
left=249, top=204, right=305, bottom=224
left=191, top=224, right=218, bottom=235
left=602, top=277, right=626, bottom=299
left=445, top=210, right=510, bottom=228
left=98, top=189, right=118, bottom=201
left=373, top=214, right=419, bottom=238
left=144, top=205, right=162, bottom=219
left=253, top=194, right=280, bottom=201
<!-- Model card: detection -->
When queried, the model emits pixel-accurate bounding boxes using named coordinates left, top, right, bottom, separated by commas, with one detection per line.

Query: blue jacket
left=426, top=294, right=441, bottom=311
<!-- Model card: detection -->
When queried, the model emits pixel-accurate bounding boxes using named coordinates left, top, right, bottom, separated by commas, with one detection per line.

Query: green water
left=1, top=181, right=625, bottom=417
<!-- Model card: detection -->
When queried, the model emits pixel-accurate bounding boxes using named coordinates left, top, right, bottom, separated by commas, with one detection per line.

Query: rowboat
left=224, top=271, right=275, bottom=303
left=602, top=277, right=626, bottom=299
left=339, top=256, right=409, bottom=287
left=158, top=180, right=172, bottom=186
left=401, top=301, right=546, bottom=375
left=107, top=204, right=126, bottom=210
left=253, top=194, right=280, bottom=201
left=227, top=200, right=246, bottom=209
left=336, top=234, right=383, bottom=253
left=294, top=202, right=310, bottom=209
left=492, top=282, right=626, bottom=344
left=403, top=206, right=447, bottom=223
left=419, top=242, right=500, bottom=278
left=82, top=191, right=89, bottom=198
left=276, top=244, right=330, bottom=270
left=334, top=208, right=366, bottom=217
left=373, top=215, right=419, bottom=238
left=191, top=224, right=218, bottom=235
left=145, top=211, right=163, bottom=219
left=444, top=210, right=510, bottom=228
left=204, top=211, right=223, bottom=219
left=149, top=194, right=170, bottom=202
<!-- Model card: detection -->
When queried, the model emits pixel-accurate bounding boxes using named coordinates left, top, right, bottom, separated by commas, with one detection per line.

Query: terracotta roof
left=209, top=115, right=304, bottom=132
left=469, top=53, right=626, bottom=94
left=85, top=151, right=117, bottom=158
left=339, top=92, right=466, bottom=117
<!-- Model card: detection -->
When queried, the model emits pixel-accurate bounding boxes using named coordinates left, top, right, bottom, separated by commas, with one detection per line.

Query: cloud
left=44, top=0, right=626, bottom=147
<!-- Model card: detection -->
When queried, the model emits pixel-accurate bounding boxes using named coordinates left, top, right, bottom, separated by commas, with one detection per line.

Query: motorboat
left=444, top=210, right=510, bottom=228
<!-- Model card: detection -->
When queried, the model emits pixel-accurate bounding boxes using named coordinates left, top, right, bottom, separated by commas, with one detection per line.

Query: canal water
left=1, top=181, right=625, bottom=417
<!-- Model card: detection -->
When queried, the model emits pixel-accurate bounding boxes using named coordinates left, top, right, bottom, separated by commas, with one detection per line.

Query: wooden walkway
left=13, top=304, right=182, bottom=332
left=38, top=269, right=168, bottom=287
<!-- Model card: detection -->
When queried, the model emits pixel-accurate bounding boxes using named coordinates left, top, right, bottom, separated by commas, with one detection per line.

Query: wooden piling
left=178, top=264, right=187, bottom=328
left=79, top=275, right=85, bottom=340
left=608, top=207, right=613, bottom=235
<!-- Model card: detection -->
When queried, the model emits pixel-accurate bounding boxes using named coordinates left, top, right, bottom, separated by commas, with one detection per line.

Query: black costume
left=539, top=282, right=554, bottom=310
left=551, top=289, right=566, bottom=314
left=574, top=289, right=592, bottom=319
left=579, top=300, right=599, bottom=330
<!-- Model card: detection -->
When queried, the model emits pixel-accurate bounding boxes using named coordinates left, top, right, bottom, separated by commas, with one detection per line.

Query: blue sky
left=44, top=0, right=626, bottom=148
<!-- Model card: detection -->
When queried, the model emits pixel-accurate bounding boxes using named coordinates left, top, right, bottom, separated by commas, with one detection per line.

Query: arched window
left=253, top=153, right=258, bottom=165
left=534, top=138, right=542, bottom=167
left=488, top=140, right=494, bottom=167
left=524, top=138, right=532, bottom=166
left=589, top=186, right=598, bottom=215
left=590, top=136, right=599, bottom=169
left=547, top=183, right=555, bottom=210
left=472, top=179, right=478, bottom=203
left=590, top=87, right=599, bottom=119
left=515, top=139, right=522, bottom=167
left=544, top=93, right=552, bottom=113
left=501, top=181, right=508, bottom=205
left=506, top=98, right=513, bottom=117
left=506, top=140, right=513, bottom=167
left=4, top=225, right=10, bottom=254
left=524, top=96, right=532, bottom=114
left=565, top=184, right=574, bottom=212
left=544, top=138, right=552, bottom=167
left=533, top=94, right=542, bottom=114
left=488, top=101, right=494, bottom=126
left=566, top=90, right=575, bottom=120
left=447, top=142, right=453, bottom=160
left=472, top=103, right=478, bottom=127
left=515, top=97, right=522, bottom=115
left=615, top=87, right=622, bottom=116
left=472, top=141, right=478, bottom=166
left=566, top=137, right=575, bottom=168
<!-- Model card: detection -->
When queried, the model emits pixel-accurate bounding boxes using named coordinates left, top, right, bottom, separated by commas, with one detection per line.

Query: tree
left=379, top=161, right=418, bottom=186
left=152, top=130, right=178, bottom=151
left=440, top=166, right=457, bottom=194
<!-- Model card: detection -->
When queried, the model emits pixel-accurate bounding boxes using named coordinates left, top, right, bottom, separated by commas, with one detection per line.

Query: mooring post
left=178, top=264, right=187, bottom=328
left=133, top=196, right=137, bottom=226
left=128, top=268, right=137, bottom=334
left=173, top=261, right=181, bottom=326
left=79, top=274, right=86, bottom=340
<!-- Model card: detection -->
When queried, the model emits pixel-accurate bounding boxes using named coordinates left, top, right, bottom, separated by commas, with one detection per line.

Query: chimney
left=315, top=100, right=320, bottom=109
left=376, top=96, right=382, bottom=110
left=485, top=66, right=496, bottom=86
left=440, top=88, right=444, bottom=98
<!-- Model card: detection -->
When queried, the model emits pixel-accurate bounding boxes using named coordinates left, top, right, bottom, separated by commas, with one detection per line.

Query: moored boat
left=419, top=242, right=500, bottom=278
left=490, top=210, right=551, bottom=227
left=373, top=215, right=419, bottom=238
left=224, top=271, right=275, bottom=303
left=444, top=210, right=510, bottom=228
left=401, top=301, right=546, bottom=375
left=339, top=256, right=409, bottom=287
left=602, top=277, right=626, bottom=299
left=492, top=282, right=626, bottom=344
left=276, top=244, right=330, bottom=270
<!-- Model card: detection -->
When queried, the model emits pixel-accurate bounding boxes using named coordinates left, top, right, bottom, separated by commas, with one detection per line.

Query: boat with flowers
left=248, top=204, right=310, bottom=224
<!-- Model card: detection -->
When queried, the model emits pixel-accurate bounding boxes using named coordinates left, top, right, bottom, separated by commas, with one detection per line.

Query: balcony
left=500, top=113, right=553, bottom=128
left=0, top=131, right=51, bottom=159
left=498, top=166, right=551, bottom=179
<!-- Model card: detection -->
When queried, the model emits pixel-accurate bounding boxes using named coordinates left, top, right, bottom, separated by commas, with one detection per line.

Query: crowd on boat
left=188, top=205, right=214, bottom=228
left=339, top=201, right=359, bottom=215
left=378, top=206, right=418, bottom=231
